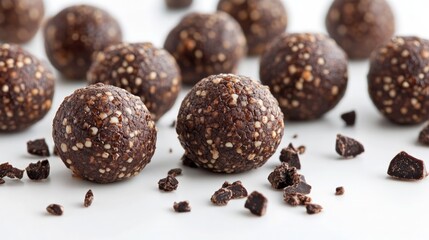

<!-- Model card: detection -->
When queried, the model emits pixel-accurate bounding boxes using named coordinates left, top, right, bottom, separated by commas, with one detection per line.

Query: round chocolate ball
left=0, top=43, right=55, bottom=132
left=260, top=33, right=348, bottom=120
left=0, top=0, right=44, bottom=43
left=325, top=0, right=395, bottom=59
left=165, top=0, right=193, bottom=9
left=43, top=5, right=122, bottom=80
left=52, top=83, right=157, bottom=183
left=87, top=43, right=181, bottom=121
left=368, top=36, right=429, bottom=125
left=176, top=74, right=284, bottom=173
left=217, top=0, right=287, bottom=55
left=164, top=12, right=246, bottom=85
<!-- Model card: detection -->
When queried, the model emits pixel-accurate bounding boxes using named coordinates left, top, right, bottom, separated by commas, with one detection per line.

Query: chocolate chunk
left=158, top=175, right=179, bottom=192
left=26, top=160, right=50, bottom=180
left=0, top=178, right=4, bottom=184
left=168, top=168, right=182, bottom=177
left=166, top=0, right=192, bottom=9
left=297, top=145, right=306, bottom=155
left=268, top=163, right=300, bottom=189
left=0, top=163, right=13, bottom=178
left=84, top=189, right=94, bottom=207
left=283, top=193, right=312, bottom=206
left=211, top=188, right=233, bottom=206
left=46, top=204, right=64, bottom=216
left=222, top=181, right=248, bottom=199
left=387, top=151, right=427, bottom=180
left=306, top=203, right=323, bottom=214
left=6, top=167, right=24, bottom=179
left=284, top=178, right=312, bottom=195
left=418, top=124, right=429, bottom=145
left=173, top=201, right=191, bottom=213
left=335, top=134, right=364, bottom=158
left=27, top=139, right=50, bottom=157
left=244, top=191, right=267, bottom=216
left=181, top=155, right=199, bottom=168
left=335, top=186, right=345, bottom=195
left=341, top=111, right=356, bottom=126
left=279, top=143, right=301, bottom=169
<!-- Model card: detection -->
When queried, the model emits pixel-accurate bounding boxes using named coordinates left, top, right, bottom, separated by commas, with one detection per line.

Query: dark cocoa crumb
left=26, top=160, right=50, bottom=180
left=168, top=168, right=182, bottom=177
left=341, top=111, right=356, bottom=126
left=0, top=178, right=4, bottom=184
left=244, top=191, right=267, bottom=216
left=0, top=162, right=13, bottom=178
left=284, top=176, right=312, bottom=195
left=27, top=138, right=50, bottom=157
left=6, top=167, right=24, bottom=179
left=279, top=143, right=301, bottom=169
left=158, top=175, right=179, bottom=191
left=297, top=145, right=306, bottom=155
left=292, top=134, right=298, bottom=139
left=173, top=201, right=191, bottom=213
left=211, top=188, right=233, bottom=206
left=46, top=204, right=64, bottom=216
left=335, top=186, right=345, bottom=195
left=268, top=163, right=301, bottom=189
left=387, top=151, right=427, bottom=180
left=283, top=192, right=312, bottom=206
left=181, top=155, right=198, bottom=168
left=222, top=181, right=248, bottom=199
left=169, top=148, right=173, bottom=153
left=84, top=189, right=94, bottom=207
left=335, top=134, right=365, bottom=158
left=306, top=203, right=323, bottom=214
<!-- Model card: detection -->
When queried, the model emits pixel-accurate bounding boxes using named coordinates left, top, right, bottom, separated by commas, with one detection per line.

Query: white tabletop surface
left=2, top=0, right=429, bottom=239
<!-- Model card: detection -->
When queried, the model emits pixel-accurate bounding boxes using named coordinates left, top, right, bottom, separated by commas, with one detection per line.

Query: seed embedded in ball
left=260, top=33, right=348, bottom=120
left=368, top=36, right=429, bottom=125
left=52, top=83, right=157, bottom=183
left=176, top=74, right=284, bottom=173
left=87, top=42, right=182, bottom=121
left=164, top=12, right=247, bottom=85
left=43, top=4, right=122, bottom=80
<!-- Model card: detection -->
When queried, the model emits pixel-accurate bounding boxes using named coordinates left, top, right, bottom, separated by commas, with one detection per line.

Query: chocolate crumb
left=306, top=203, right=323, bottom=214
left=27, top=139, right=50, bottom=157
left=0, top=178, right=4, bottom=184
left=170, top=120, right=176, bottom=128
left=26, top=160, right=50, bottom=180
left=84, top=189, right=94, bottom=207
left=387, top=151, right=427, bottom=180
left=418, top=124, right=429, bottom=145
left=181, top=155, right=198, bottom=168
left=6, top=167, right=24, bottom=179
left=284, top=176, right=312, bottom=195
left=283, top=193, right=312, bottom=206
left=245, top=191, right=267, bottom=216
left=335, top=186, right=345, bottom=195
left=46, top=204, right=64, bottom=216
left=279, top=143, right=301, bottom=169
left=168, top=168, right=182, bottom=177
left=211, top=188, right=233, bottom=206
left=173, top=201, right=191, bottom=213
left=292, top=134, right=298, bottom=139
left=341, top=111, right=356, bottom=126
left=0, top=163, right=13, bottom=178
left=297, top=146, right=306, bottom=155
left=222, top=181, right=248, bottom=199
left=336, top=134, right=365, bottom=158
left=268, top=163, right=301, bottom=189
left=158, top=175, right=179, bottom=191
left=169, top=148, right=173, bottom=153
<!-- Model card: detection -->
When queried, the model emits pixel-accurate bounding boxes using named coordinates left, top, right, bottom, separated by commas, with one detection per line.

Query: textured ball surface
left=52, top=83, right=157, bottom=183
left=176, top=74, right=284, bottom=173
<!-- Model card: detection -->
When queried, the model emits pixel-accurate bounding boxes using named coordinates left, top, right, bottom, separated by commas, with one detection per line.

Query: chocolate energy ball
left=176, top=74, right=284, bottom=173
left=44, top=5, right=122, bottom=80
left=260, top=33, right=348, bottom=120
left=0, top=43, right=55, bottom=132
left=217, top=0, right=287, bottom=56
left=52, top=83, right=157, bottom=183
left=368, top=36, right=429, bottom=125
left=0, top=0, right=44, bottom=43
left=165, top=0, right=193, bottom=9
left=164, top=12, right=246, bottom=85
left=325, top=0, right=395, bottom=59
left=88, top=43, right=181, bottom=121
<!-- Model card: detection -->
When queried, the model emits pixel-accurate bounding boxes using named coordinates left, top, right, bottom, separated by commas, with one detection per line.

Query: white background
left=2, top=0, right=429, bottom=239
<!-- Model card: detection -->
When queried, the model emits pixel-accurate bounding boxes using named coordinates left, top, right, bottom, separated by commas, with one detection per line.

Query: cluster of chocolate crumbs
left=341, top=111, right=356, bottom=126
left=211, top=181, right=248, bottom=206
left=26, top=160, right=50, bottom=180
left=387, top=151, right=428, bottom=180
left=335, top=186, right=345, bottom=196
left=336, top=134, right=365, bottom=158
left=268, top=163, right=303, bottom=190
left=244, top=191, right=267, bottom=216
left=84, top=190, right=94, bottom=207
left=46, top=204, right=64, bottom=216
left=284, top=193, right=311, bottom=206
left=27, top=139, right=50, bottom=157
left=173, top=201, right=191, bottom=213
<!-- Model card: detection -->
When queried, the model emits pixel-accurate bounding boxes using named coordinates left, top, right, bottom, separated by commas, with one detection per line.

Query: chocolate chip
left=244, top=191, right=267, bottom=216
left=306, top=203, right=323, bottom=214
left=158, top=175, right=179, bottom=192
left=27, top=139, right=50, bottom=157
left=418, top=124, right=429, bottom=145
left=26, top=160, right=50, bottom=180
left=84, top=189, right=94, bottom=207
left=297, top=145, right=306, bottom=155
left=168, top=168, right=182, bottom=177
left=283, top=193, right=312, bottom=206
left=181, top=155, right=198, bottom=168
left=46, top=204, right=64, bottom=216
left=341, top=111, right=356, bottom=126
left=387, top=151, right=427, bottom=180
left=173, top=201, right=191, bottom=213
left=279, top=143, right=301, bottom=169
left=211, top=188, right=233, bottom=206
left=335, top=134, right=365, bottom=158
left=268, top=163, right=301, bottom=189
left=222, top=181, right=248, bottom=199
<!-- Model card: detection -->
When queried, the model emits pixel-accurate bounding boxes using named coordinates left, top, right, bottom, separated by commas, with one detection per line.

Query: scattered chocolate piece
left=26, top=160, right=50, bottom=180
left=46, top=204, right=64, bottom=216
left=284, top=177, right=312, bottom=195
left=244, top=191, right=267, bottom=216
left=166, top=0, right=193, bottom=9
left=279, top=143, right=301, bottom=169
left=283, top=193, right=312, bottom=206
left=158, top=175, right=179, bottom=192
left=0, top=178, right=4, bottom=184
left=170, top=120, right=176, bottom=128
left=168, top=168, right=182, bottom=177
left=387, top=151, right=428, bottom=180
left=335, top=134, right=365, bottom=158
left=181, top=155, right=198, bottom=168
left=0, top=163, right=13, bottom=178
left=27, top=139, right=50, bottom=157
left=297, top=145, right=306, bottom=155
left=341, top=111, right=356, bottom=126
left=84, top=190, right=94, bottom=207
left=173, top=201, right=191, bottom=213
left=292, top=134, right=298, bottom=139
left=222, top=181, right=248, bottom=199
left=6, top=167, right=24, bottom=179
left=418, top=124, right=429, bottom=145
left=268, top=163, right=300, bottom=189
left=211, top=188, right=233, bottom=206
left=335, top=186, right=345, bottom=195
left=306, top=203, right=323, bottom=215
